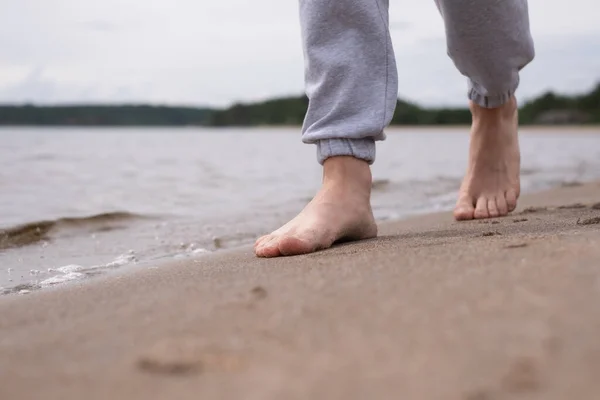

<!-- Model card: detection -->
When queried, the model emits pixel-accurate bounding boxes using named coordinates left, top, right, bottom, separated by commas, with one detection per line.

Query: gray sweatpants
left=299, top=0, right=535, bottom=164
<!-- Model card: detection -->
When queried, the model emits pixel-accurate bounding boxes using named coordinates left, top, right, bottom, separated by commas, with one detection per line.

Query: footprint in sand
left=576, top=216, right=600, bottom=225
left=464, top=389, right=494, bottom=400
left=465, top=357, right=543, bottom=399
left=482, top=231, right=502, bottom=237
left=520, top=207, right=548, bottom=214
left=558, top=203, right=587, bottom=209
left=505, top=243, right=528, bottom=249
left=250, top=286, right=268, bottom=300
left=501, top=357, right=541, bottom=393
left=137, top=337, right=245, bottom=376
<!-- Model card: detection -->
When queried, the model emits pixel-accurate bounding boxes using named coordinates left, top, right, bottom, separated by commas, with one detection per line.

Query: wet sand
left=1, top=182, right=600, bottom=400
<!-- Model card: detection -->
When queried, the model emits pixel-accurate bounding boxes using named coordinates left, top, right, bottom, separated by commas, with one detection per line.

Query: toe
left=487, top=197, right=500, bottom=218
left=258, top=246, right=282, bottom=258
left=255, top=236, right=281, bottom=258
left=497, top=194, right=509, bottom=216
left=254, top=235, right=271, bottom=250
left=454, top=195, right=475, bottom=221
left=506, top=189, right=518, bottom=212
left=278, top=236, right=318, bottom=256
left=474, top=196, right=490, bottom=219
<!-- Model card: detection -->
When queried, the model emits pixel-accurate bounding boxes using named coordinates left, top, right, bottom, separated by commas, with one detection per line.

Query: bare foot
left=454, top=97, right=521, bottom=220
left=255, top=156, right=377, bottom=257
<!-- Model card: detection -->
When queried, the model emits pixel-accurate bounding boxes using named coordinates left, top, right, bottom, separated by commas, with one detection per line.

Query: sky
left=0, top=0, right=599, bottom=108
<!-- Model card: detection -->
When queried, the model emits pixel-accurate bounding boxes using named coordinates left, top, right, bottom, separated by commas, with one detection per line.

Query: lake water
left=1, top=126, right=600, bottom=294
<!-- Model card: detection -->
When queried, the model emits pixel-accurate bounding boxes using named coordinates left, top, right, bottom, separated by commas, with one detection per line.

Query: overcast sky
left=1, top=0, right=599, bottom=107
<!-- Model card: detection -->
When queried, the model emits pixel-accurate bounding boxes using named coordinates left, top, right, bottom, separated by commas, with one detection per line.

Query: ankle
left=322, top=156, right=372, bottom=195
left=470, top=96, right=518, bottom=124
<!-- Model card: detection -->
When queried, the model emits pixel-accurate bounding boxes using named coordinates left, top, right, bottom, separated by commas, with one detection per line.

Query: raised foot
left=454, top=97, right=521, bottom=221
left=255, top=156, right=377, bottom=258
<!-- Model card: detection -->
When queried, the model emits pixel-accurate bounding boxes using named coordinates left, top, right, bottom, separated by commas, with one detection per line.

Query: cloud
left=389, top=21, right=411, bottom=31
left=0, top=0, right=598, bottom=106
left=519, top=33, right=600, bottom=99
left=0, top=67, right=56, bottom=103
left=82, top=20, right=119, bottom=33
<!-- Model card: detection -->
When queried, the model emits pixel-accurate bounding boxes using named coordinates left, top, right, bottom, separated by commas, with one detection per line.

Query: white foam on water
left=103, top=253, right=137, bottom=268
left=50, top=264, right=84, bottom=274
left=40, top=272, right=85, bottom=287
left=40, top=253, right=139, bottom=288
left=172, top=246, right=211, bottom=260
left=12, top=248, right=207, bottom=293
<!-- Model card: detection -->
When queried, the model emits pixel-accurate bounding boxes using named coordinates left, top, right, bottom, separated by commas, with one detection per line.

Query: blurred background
left=1, top=0, right=599, bottom=293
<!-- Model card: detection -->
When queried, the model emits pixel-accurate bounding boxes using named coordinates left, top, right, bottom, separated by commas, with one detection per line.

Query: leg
left=435, top=0, right=535, bottom=220
left=255, top=0, right=398, bottom=257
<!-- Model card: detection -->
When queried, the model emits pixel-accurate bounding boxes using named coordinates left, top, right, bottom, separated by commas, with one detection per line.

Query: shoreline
left=2, top=173, right=598, bottom=296
left=1, top=182, right=600, bottom=399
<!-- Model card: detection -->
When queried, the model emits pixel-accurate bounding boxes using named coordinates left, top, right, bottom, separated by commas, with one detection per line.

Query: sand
left=1, top=182, right=600, bottom=400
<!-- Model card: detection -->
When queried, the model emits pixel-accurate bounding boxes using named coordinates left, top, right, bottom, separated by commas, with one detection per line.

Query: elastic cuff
left=316, top=138, right=376, bottom=165
left=468, top=78, right=519, bottom=109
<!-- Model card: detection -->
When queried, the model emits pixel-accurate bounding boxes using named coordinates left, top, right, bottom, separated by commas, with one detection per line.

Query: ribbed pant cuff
left=316, top=138, right=376, bottom=165
left=468, top=78, right=519, bottom=109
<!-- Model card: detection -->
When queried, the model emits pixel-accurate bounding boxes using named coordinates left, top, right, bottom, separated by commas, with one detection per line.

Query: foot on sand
left=255, top=156, right=377, bottom=257
left=454, top=97, right=521, bottom=220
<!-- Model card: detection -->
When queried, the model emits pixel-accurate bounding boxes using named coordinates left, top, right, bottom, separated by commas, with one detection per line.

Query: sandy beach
left=1, top=181, right=600, bottom=399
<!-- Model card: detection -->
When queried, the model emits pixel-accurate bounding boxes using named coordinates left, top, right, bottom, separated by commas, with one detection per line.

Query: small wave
left=57, top=211, right=144, bottom=225
left=0, top=221, right=54, bottom=250
left=1, top=283, right=41, bottom=296
left=41, top=253, right=139, bottom=288
left=0, top=211, right=149, bottom=250
left=103, top=253, right=137, bottom=268
left=370, top=177, right=462, bottom=198
left=371, top=179, right=391, bottom=192
left=40, top=272, right=85, bottom=287
left=48, top=264, right=85, bottom=274
left=1, top=252, right=141, bottom=295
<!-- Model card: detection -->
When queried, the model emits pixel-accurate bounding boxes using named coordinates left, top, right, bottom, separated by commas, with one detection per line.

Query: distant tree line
left=1, top=83, right=598, bottom=126
left=208, top=83, right=600, bottom=126
left=0, top=105, right=211, bottom=126
left=518, top=83, right=600, bottom=124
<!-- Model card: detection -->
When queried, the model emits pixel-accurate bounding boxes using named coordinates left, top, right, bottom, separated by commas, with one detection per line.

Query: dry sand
left=1, top=182, right=600, bottom=400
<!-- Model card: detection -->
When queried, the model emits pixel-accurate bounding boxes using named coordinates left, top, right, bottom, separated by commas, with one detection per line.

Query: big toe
left=255, top=236, right=281, bottom=258
left=278, top=235, right=318, bottom=256
left=454, top=196, right=475, bottom=221
left=254, top=235, right=271, bottom=250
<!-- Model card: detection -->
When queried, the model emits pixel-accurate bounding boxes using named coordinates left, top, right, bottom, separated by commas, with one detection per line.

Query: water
left=1, top=126, right=600, bottom=293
